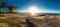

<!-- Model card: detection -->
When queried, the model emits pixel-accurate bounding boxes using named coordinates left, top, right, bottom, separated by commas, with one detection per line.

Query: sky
left=0, top=0, right=60, bottom=13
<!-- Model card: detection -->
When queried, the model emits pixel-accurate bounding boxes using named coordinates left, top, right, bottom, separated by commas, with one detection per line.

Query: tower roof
left=9, top=5, right=16, bottom=8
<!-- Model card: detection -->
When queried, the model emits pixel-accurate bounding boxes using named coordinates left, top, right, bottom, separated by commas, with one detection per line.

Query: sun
left=28, top=6, right=39, bottom=15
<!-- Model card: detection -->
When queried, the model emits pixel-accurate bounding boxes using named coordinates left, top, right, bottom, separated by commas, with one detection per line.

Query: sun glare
left=28, top=6, right=39, bottom=15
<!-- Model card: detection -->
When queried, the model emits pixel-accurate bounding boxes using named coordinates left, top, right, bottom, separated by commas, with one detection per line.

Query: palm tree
left=0, top=1, right=8, bottom=8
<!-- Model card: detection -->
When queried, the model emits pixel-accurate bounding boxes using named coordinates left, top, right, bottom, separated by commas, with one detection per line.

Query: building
left=8, top=5, right=16, bottom=13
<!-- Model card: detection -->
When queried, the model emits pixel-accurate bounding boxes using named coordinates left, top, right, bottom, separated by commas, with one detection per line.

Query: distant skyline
left=0, top=0, right=60, bottom=13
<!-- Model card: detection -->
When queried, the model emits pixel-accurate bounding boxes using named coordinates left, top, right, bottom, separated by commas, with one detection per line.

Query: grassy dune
left=0, top=18, right=22, bottom=27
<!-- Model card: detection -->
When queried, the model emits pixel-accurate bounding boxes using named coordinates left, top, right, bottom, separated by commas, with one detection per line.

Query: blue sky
left=0, top=0, right=60, bottom=13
